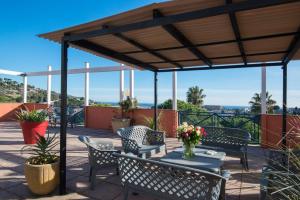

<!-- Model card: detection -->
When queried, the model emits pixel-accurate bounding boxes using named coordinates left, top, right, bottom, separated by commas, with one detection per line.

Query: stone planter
left=24, top=160, right=59, bottom=195
left=111, top=118, right=131, bottom=133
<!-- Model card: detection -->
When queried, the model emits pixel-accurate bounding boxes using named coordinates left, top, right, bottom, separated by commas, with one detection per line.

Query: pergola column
left=23, top=75, right=28, bottom=103
left=282, top=64, right=287, bottom=147
left=261, top=66, right=267, bottom=114
left=154, top=71, right=158, bottom=130
left=84, top=62, right=90, bottom=106
left=172, top=71, right=177, bottom=110
left=120, top=66, right=124, bottom=101
left=129, top=69, right=134, bottom=98
left=47, top=65, right=52, bottom=105
left=59, top=38, right=69, bottom=195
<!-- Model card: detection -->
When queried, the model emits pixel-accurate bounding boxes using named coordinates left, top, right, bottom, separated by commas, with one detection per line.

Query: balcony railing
left=178, top=111, right=261, bottom=144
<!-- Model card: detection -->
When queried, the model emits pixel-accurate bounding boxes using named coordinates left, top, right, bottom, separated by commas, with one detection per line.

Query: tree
left=186, top=86, right=206, bottom=107
left=158, top=99, right=206, bottom=112
left=249, top=92, right=278, bottom=114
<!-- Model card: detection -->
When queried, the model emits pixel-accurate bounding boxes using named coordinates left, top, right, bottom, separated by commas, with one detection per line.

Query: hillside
left=0, top=78, right=89, bottom=106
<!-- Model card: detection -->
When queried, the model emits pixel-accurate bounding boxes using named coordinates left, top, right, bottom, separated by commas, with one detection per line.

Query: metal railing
left=178, top=111, right=261, bottom=144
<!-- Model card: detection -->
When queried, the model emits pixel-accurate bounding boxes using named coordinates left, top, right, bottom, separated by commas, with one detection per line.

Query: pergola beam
left=122, top=31, right=298, bottom=55
left=113, top=33, right=182, bottom=69
left=282, top=63, right=287, bottom=147
left=59, top=38, right=69, bottom=195
left=64, top=0, right=297, bottom=42
left=158, top=62, right=283, bottom=72
left=153, top=9, right=212, bottom=67
left=0, top=69, right=23, bottom=76
left=282, top=27, right=300, bottom=65
left=26, top=65, right=132, bottom=76
left=226, top=0, right=247, bottom=65
left=71, top=40, right=157, bottom=71
left=147, top=50, right=287, bottom=64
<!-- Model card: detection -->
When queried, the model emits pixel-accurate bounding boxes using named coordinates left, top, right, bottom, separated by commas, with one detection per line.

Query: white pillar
left=172, top=71, right=177, bottom=110
left=23, top=75, right=28, bottom=103
left=129, top=69, right=134, bottom=98
left=120, top=65, right=125, bottom=102
left=261, top=66, right=267, bottom=114
left=84, top=62, right=90, bottom=106
left=47, top=65, right=52, bottom=105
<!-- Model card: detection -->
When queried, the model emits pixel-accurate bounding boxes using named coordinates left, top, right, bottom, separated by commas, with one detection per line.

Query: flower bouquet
left=177, top=122, right=206, bottom=159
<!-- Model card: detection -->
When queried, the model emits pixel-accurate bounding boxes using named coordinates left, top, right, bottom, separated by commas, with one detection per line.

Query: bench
left=114, top=153, right=228, bottom=200
left=197, top=126, right=251, bottom=170
left=117, top=125, right=166, bottom=158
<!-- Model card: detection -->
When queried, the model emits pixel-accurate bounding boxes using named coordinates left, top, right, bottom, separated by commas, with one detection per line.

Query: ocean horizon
left=95, top=101, right=249, bottom=109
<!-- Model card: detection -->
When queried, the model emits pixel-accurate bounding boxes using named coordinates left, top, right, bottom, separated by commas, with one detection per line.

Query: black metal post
left=282, top=64, right=287, bottom=147
left=154, top=71, right=158, bottom=131
left=59, top=38, right=69, bottom=195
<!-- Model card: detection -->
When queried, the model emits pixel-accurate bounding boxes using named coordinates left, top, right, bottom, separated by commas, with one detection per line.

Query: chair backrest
left=117, top=126, right=151, bottom=144
left=78, top=135, right=117, bottom=167
left=115, top=153, right=224, bottom=200
left=202, top=126, right=251, bottom=149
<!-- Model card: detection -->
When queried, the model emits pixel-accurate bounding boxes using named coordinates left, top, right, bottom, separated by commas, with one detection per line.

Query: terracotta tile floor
left=0, top=122, right=267, bottom=200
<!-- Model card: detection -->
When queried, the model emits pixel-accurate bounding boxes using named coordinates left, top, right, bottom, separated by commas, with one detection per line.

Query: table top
left=160, top=149, right=225, bottom=174
left=174, top=147, right=226, bottom=160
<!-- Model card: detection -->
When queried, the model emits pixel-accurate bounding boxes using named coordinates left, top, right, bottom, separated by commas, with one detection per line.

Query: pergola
left=39, top=0, right=300, bottom=194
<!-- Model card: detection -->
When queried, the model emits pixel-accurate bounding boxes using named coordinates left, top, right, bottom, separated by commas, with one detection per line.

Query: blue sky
left=0, top=0, right=299, bottom=107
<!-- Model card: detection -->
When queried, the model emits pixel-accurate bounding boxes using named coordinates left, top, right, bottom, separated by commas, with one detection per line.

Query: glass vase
left=183, top=143, right=195, bottom=159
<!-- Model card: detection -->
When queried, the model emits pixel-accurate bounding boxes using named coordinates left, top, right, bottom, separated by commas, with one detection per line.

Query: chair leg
left=219, top=179, right=226, bottom=200
left=242, top=153, right=249, bottom=171
left=116, top=166, right=119, bottom=176
left=123, top=186, right=129, bottom=200
left=245, top=153, right=249, bottom=171
left=89, top=167, right=92, bottom=182
left=90, top=168, right=96, bottom=190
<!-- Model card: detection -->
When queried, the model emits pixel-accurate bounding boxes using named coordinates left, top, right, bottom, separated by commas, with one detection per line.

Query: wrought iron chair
left=117, top=125, right=167, bottom=158
left=114, top=153, right=228, bottom=200
left=196, top=126, right=251, bottom=170
left=260, top=149, right=300, bottom=200
left=78, top=136, right=120, bottom=189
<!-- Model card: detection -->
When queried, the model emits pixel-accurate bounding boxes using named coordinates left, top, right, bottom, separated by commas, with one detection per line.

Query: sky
left=0, top=0, right=299, bottom=107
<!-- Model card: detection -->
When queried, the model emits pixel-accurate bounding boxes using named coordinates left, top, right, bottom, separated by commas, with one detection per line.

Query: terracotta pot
left=24, top=160, right=59, bottom=195
left=111, top=118, right=131, bottom=133
left=20, top=121, right=48, bottom=144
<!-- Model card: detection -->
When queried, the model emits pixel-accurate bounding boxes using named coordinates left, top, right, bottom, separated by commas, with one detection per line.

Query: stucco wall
left=0, top=103, right=48, bottom=121
left=261, top=114, right=300, bottom=149
left=85, top=106, right=178, bottom=137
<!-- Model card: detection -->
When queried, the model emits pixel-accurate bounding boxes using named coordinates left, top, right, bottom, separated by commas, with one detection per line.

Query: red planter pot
left=20, top=121, right=49, bottom=144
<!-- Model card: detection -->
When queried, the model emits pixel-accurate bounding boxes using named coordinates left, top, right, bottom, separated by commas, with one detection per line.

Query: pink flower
left=201, top=128, right=207, bottom=136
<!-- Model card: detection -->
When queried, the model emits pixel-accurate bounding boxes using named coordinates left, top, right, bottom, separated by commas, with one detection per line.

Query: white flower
left=182, top=122, right=188, bottom=127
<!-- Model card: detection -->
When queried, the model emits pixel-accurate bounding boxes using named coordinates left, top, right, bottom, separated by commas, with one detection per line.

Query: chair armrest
left=221, top=170, right=231, bottom=181
left=120, top=137, right=141, bottom=155
left=146, top=130, right=165, bottom=145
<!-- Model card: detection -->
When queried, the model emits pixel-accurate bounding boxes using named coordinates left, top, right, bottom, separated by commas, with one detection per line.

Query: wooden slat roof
left=39, top=0, right=300, bottom=71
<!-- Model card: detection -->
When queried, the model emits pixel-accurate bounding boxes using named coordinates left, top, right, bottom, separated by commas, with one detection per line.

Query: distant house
left=203, top=105, right=223, bottom=112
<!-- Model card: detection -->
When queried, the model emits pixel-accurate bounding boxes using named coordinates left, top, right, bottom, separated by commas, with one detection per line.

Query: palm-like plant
left=249, top=92, right=278, bottom=114
left=22, top=132, right=59, bottom=165
left=186, top=86, right=206, bottom=107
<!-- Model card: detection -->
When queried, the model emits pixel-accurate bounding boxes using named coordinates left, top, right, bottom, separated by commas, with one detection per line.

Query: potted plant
left=16, top=109, right=49, bottom=144
left=112, top=96, right=138, bottom=133
left=22, top=133, right=59, bottom=195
